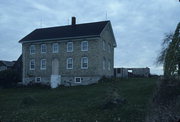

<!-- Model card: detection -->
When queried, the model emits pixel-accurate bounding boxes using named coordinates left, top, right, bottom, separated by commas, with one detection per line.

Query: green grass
left=0, top=78, right=157, bottom=122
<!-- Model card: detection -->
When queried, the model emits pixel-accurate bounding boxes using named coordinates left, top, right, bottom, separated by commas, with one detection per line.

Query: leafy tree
left=157, top=22, right=180, bottom=78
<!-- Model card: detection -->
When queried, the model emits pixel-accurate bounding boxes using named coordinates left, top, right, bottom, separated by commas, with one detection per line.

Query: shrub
left=0, top=69, right=21, bottom=88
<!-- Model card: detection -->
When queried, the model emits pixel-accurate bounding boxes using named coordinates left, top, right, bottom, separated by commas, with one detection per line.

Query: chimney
left=72, top=16, right=76, bottom=25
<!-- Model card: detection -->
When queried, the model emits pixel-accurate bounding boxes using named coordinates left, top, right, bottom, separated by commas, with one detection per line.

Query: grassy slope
left=0, top=78, right=157, bottom=122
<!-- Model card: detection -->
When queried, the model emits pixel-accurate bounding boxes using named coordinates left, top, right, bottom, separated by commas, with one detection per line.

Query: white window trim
left=74, top=77, right=81, bottom=83
left=30, top=45, right=35, bottom=54
left=40, top=59, right=46, bottom=70
left=81, top=41, right=88, bottom=51
left=67, top=42, right=73, bottom=52
left=52, top=43, right=59, bottom=53
left=41, top=44, right=47, bottom=53
left=30, top=59, right=35, bottom=70
left=81, top=57, right=88, bottom=69
left=67, top=58, right=73, bottom=69
left=35, top=77, right=41, bottom=83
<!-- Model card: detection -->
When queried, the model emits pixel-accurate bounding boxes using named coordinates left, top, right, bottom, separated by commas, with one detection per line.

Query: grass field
left=0, top=78, right=157, bottom=122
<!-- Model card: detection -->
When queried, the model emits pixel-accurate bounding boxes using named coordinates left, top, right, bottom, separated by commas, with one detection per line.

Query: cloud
left=0, top=0, right=179, bottom=74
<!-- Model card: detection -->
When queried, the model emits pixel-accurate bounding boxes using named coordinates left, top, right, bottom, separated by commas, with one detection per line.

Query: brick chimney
left=72, top=16, right=76, bottom=25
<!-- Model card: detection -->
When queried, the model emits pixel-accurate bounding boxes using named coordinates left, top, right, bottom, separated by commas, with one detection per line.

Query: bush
left=0, top=69, right=21, bottom=88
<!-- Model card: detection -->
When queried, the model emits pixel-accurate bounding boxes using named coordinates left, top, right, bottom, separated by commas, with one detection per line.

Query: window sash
left=67, top=42, right=73, bottom=52
left=52, top=43, right=59, bottom=53
left=81, top=41, right=88, bottom=51
left=30, top=59, right=35, bottom=70
left=67, top=58, right=73, bottom=69
left=81, top=57, right=88, bottom=69
left=41, top=44, right=46, bottom=53
left=30, top=45, right=35, bottom=54
left=41, top=59, right=46, bottom=70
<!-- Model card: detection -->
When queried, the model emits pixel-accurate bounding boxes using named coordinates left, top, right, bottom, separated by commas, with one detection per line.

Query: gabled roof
left=0, top=61, right=15, bottom=67
left=19, top=21, right=110, bottom=43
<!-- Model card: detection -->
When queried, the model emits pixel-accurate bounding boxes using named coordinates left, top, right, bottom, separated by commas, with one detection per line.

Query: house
left=114, top=67, right=150, bottom=78
left=19, top=17, right=117, bottom=86
left=0, top=60, right=15, bottom=71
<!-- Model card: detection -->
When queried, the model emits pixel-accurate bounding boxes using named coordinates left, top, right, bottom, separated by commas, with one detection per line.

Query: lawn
left=0, top=78, right=157, bottom=122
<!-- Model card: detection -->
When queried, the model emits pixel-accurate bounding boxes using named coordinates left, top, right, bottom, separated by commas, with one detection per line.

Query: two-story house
left=19, top=17, right=116, bottom=86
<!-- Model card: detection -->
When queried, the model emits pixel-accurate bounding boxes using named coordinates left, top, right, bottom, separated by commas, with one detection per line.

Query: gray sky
left=0, top=0, right=179, bottom=75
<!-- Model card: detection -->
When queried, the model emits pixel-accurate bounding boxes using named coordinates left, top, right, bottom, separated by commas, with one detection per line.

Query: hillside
left=0, top=78, right=157, bottom=122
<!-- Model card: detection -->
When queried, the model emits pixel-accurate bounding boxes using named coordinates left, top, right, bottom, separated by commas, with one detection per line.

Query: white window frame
left=35, top=77, right=41, bottom=83
left=81, top=57, right=88, bottom=69
left=75, top=77, right=81, bottom=83
left=41, top=44, right=47, bottom=53
left=81, top=41, right=88, bottom=51
left=103, top=58, right=106, bottom=70
left=67, top=58, right=73, bottom=69
left=30, top=59, right=35, bottom=70
left=30, top=45, right=35, bottom=54
left=67, top=42, right=73, bottom=52
left=103, top=40, right=106, bottom=51
left=40, top=59, right=46, bottom=70
left=52, top=43, right=59, bottom=53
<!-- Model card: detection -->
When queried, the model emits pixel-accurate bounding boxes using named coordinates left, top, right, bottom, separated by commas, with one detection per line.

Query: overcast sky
left=0, top=0, right=179, bottom=74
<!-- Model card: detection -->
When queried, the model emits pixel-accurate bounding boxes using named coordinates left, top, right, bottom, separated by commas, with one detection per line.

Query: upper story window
left=103, top=58, right=106, bottom=70
left=30, top=59, right=35, bottom=70
left=81, top=57, right=88, bottom=69
left=108, top=60, right=111, bottom=70
left=40, top=59, right=46, bottom=70
left=30, top=45, right=35, bottom=54
left=81, top=41, right=88, bottom=51
left=108, top=43, right=111, bottom=53
left=103, top=40, right=106, bottom=51
left=52, top=43, right=59, bottom=53
left=67, top=58, right=73, bottom=69
left=67, top=42, right=73, bottom=52
left=41, top=44, right=47, bottom=53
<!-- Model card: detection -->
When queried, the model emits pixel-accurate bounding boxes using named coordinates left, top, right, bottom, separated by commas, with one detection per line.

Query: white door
left=51, top=59, right=61, bottom=88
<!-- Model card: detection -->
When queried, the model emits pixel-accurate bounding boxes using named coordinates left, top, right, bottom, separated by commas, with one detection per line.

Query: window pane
left=67, top=42, right=73, bottom=52
left=53, top=43, right=59, bottom=53
left=30, top=45, right=35, bottom=54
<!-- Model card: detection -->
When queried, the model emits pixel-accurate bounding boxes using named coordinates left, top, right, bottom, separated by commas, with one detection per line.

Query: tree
left=157, top=22, right=180, bottom=78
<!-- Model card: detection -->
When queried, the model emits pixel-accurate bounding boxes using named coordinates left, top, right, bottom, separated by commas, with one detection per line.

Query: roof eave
left=19, top=35, right=100, bottom=44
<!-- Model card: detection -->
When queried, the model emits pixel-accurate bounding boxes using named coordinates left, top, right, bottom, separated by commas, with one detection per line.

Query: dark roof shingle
left=19, top=21, right=109, bottom=42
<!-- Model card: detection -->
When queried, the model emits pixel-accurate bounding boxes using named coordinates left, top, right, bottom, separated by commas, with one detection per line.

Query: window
left=41, top=44, right=47, bottom=53
left=103, top=40, right=105, bottom=51
left=41, top=59, right=46, bottom=70
left=81, top=57, right=88, bottom=69
left=75, top=77, right=81, bottom=83
left=30, top=45, right=35, bottom=54
left=103, top=58, right=106, bottom=70
left=108, top=43, right=111, bottom=53
left=52, top=43, right=59, bottom=53
left=35, top=77, right=41, bottom=83
left=30, top=59, right=35, bottom=70
left=81, top=41, right=88, bottom=51
left=108, top=60, right=111, bottom=70
left=67, top=58, right=73, bottom=69
left=67, top=42, right=73, bottom=52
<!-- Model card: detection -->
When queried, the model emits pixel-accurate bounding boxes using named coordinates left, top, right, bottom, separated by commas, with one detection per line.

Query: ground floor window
left=35, top=77, right=41, bottom=83
left=75, top=77, right=81, bottom=83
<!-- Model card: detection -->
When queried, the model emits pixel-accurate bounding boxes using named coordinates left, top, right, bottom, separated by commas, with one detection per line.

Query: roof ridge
left=36, top=20, right=110, bottom=30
